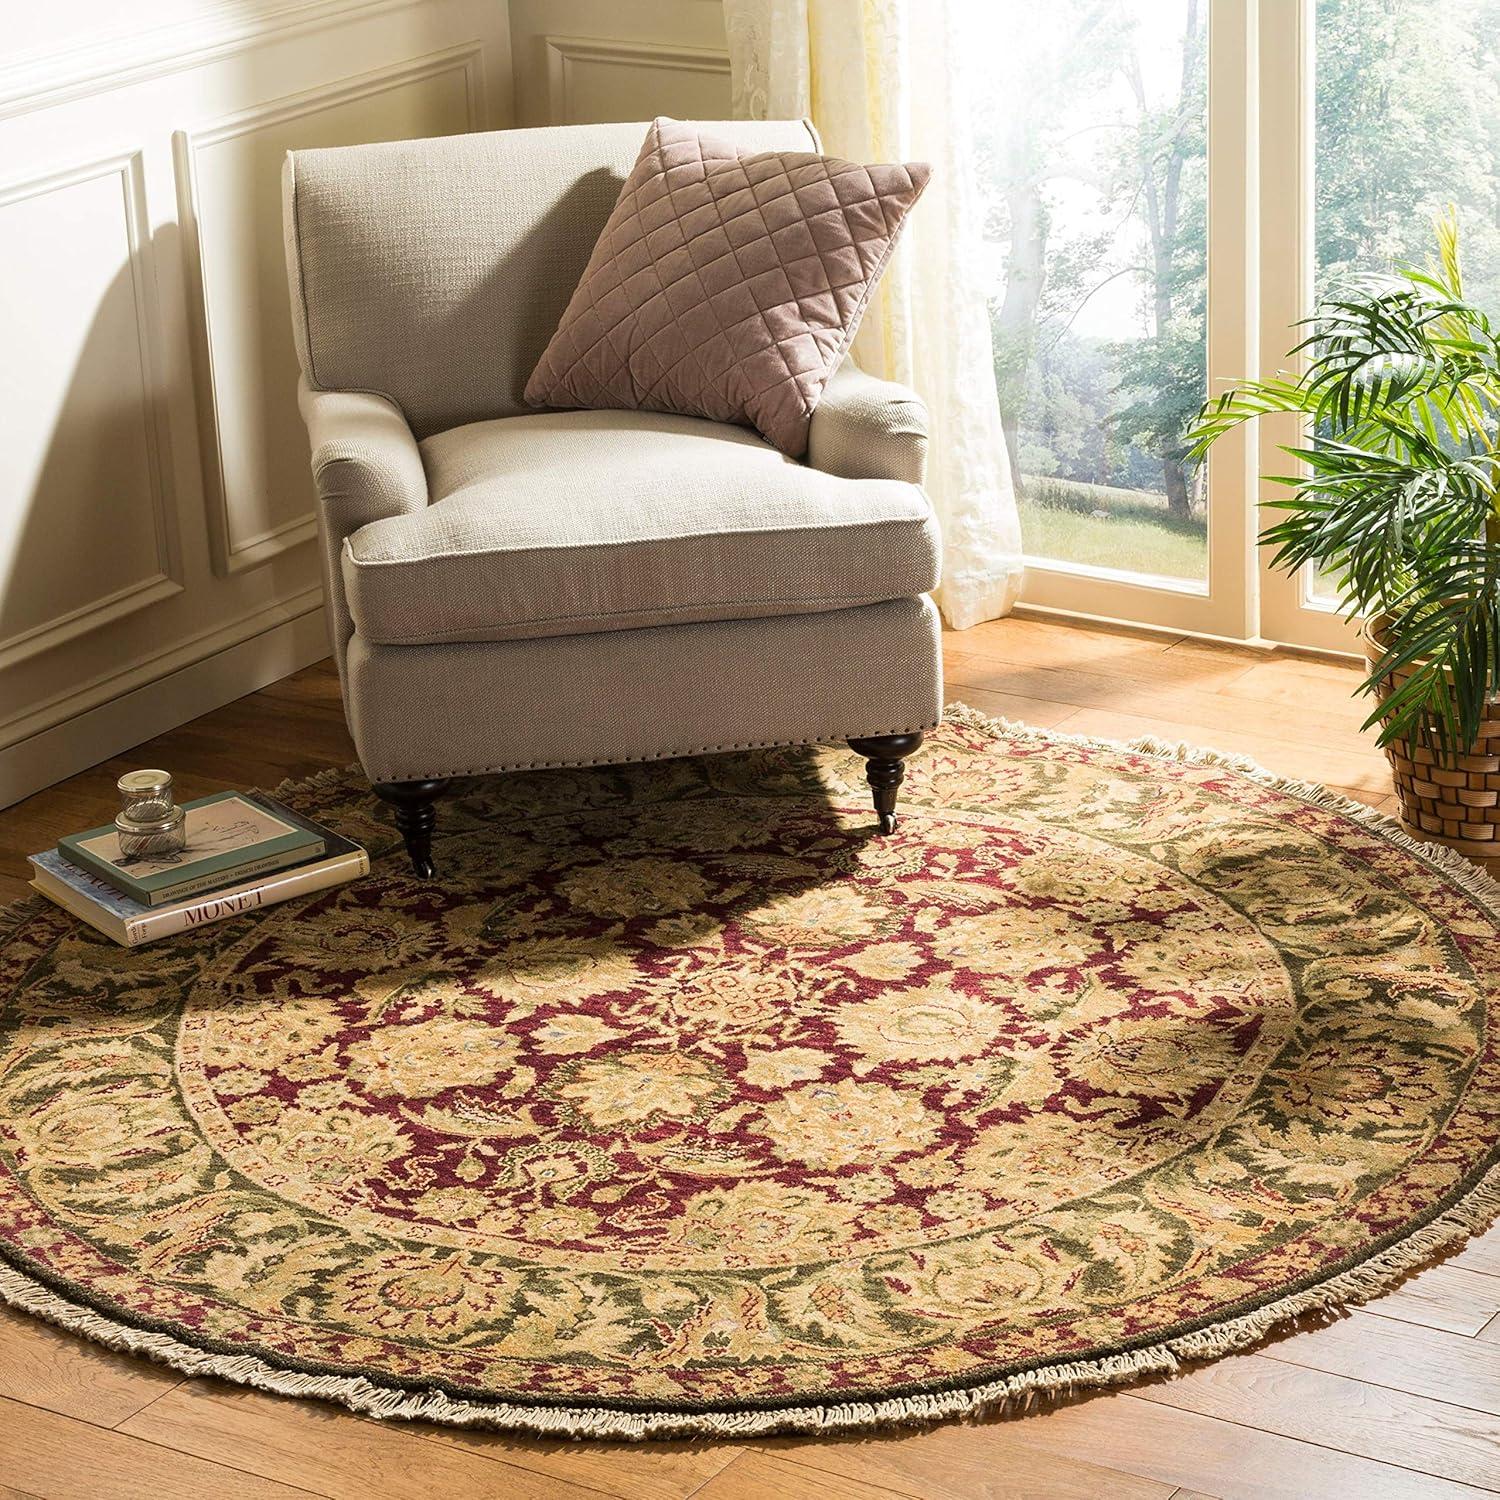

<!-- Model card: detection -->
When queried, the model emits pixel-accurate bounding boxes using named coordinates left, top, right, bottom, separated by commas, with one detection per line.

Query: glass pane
left=975, top=1, right=1209, bottom=586
left=1310, top=0, right=1500, bottom=601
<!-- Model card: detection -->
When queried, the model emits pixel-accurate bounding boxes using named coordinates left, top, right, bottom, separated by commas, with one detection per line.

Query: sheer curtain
left=724, top=0, right=1024, bottom=629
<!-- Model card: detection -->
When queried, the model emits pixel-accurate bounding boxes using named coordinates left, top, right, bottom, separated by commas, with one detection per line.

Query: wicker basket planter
left=1367, top=622, right=1500, bottom=870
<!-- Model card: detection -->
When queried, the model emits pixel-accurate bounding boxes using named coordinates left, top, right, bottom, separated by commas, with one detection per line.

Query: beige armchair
left=283, top=121, right=942, bottom=875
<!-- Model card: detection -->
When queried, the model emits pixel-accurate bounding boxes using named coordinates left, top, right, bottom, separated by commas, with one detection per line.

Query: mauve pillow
left=524, top=118, right=930, bottom=458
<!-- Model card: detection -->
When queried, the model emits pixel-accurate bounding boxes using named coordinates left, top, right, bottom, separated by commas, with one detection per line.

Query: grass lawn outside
left=1018, top=474, right=1208, bottom=581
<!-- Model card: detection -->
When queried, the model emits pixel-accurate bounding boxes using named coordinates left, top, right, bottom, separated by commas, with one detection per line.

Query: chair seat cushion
left=341, top=408, right=939, bottom=646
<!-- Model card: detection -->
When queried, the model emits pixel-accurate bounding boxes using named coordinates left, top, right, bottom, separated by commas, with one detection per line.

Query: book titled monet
left=31, top=794, right=368, bottom=946
left=57, top=790, right=325, bottom=906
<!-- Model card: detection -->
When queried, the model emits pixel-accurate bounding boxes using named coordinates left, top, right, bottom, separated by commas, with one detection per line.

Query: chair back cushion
left=283, top=119, right=819, bottom=439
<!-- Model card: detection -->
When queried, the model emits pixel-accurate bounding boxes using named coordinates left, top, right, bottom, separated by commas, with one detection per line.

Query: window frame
left=1014, top=0, right=1257, bottom=640
left=1254, top=0, right=1362, bottom=653
left=1012, top=0, right=1366, bottom=655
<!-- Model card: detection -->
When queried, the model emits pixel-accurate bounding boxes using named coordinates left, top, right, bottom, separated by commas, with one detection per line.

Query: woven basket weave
left=1367, top=628, right=1500, bottom=870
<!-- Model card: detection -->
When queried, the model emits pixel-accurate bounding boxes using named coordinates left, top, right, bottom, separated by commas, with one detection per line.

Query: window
left=1314, top=0, right=1500, bottom=309
left=976, top=0, right=1500, bottom=649
left=1307, top=0, right=1500, bottom=605
left=979, top=2, right=1208, bottom=589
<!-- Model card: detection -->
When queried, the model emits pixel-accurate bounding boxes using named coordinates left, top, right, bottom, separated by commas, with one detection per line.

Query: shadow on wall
left=2, top=251, right=177, bottom=661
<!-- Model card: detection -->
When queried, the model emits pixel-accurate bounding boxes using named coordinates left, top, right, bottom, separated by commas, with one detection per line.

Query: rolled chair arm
left=807, top=359, right=929, bottom=487
left=297, top=380, right=429, bottom=677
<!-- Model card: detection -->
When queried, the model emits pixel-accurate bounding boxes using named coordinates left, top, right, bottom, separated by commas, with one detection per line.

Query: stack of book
left=30, top=790, right=368, bottom=946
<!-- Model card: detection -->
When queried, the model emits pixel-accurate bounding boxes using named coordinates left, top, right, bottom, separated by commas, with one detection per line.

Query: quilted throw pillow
left=524, top=118, right=930, bottom=458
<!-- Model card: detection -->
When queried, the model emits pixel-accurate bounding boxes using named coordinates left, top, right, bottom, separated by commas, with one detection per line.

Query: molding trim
left=0, top=576, right=184, bottom=677
left=0, top=148, right=182, bottom=671
left=0, top=600, right=331, bottom=809
left=173, top=44, right=485, bottom=578
left=543, top=35, right=730, bottom=124
left=0, top=586, right=326, bottom=748
left=0, top=0, right=432, bottom=121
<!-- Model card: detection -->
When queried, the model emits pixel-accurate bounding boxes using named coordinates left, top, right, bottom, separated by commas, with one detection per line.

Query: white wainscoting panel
left=0, top=1, right=440, bottom=121
left=543, top=36, right=730, bottom=125
left=509, top=0, right=731, bottom=126
left=0, top=0, right=513, bottom=807
left=176, top=45, right=484, bottom=576
left=0, top=150, right=181, bottom=668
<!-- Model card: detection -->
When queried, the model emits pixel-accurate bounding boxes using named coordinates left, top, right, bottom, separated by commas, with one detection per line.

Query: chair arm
left=807, top=360, right=929, bottom=486
left=297, top=380, right=429, bottom=676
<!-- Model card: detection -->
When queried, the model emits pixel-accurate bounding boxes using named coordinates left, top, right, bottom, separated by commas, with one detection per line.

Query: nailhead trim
left=369, top=720, right=942, bottom=785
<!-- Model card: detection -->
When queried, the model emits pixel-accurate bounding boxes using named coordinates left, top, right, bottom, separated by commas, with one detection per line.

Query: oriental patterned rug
left=1, top=707, right=1497, bottom=1439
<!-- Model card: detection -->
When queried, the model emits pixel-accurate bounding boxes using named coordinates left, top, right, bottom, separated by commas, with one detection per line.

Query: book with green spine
left=58, top=790, right=325, bottom=906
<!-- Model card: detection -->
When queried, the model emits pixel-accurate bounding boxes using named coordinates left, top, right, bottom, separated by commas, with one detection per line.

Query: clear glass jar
left=115, top=769, right=187, bottom=860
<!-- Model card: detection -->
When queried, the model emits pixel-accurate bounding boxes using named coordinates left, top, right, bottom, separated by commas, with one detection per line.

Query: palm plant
left=1187, top=212, right=1500, bottom=759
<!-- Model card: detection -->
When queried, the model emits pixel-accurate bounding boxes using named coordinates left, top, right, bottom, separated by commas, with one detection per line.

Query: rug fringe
left=1, top=707, right=1497, bottom=1439
left=3, top=1161, right=1498, bottom=1439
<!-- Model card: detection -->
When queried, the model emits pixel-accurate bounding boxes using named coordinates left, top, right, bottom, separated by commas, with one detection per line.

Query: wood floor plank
left=1215, top=654, right=1370, bottom=716
left=0, top=787, right=122, bottom=875
left=942, top=645, right=1376, bottom=749
left=959, top=613, right=1187, bottom=656
left=940, top=682, right=1080, bottom=728
left=249, top=662, right=345, bottom=711
left=1135, top=1354, right=1500, bottom=1490
left=946, top=620, right=1261, bottom=692
left=988, top=1393, right=1497, bottom=1500
left=0, top=1393, right=320, bottom=1500
left=409, top=1420, right=741, bottom=1500
left=1333, top=784, right=1397, bottom=811
left=1255, top=1310, right=1500, bottom=1416
left=0, top=1306, right=180, bottom=1428
left=1365, top=1265, right=1500, bottom=1337
left=756, top=1421, right=1176, bottom=1500
left=1048, top=705, right=1394, bottom=793
left=1446, top=1227, right=1500, bottom=1280
left=693, top=1451, right=913, bottom=1500
left=941, top=642, right=1261, bottom=705
left=116, top=1381, right=601, bottom=1500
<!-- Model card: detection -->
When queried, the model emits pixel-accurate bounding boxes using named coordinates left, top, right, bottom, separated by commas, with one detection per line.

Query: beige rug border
left=2, top=702, right=1498, bottom=1441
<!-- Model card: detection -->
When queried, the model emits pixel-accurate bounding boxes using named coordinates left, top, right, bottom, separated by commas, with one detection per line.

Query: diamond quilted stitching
left=525, top=118, right=929, bottom=458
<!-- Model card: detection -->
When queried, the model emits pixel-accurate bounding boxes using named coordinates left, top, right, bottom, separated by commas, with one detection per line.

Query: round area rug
left=1, top=707, right=1497, bottom=1439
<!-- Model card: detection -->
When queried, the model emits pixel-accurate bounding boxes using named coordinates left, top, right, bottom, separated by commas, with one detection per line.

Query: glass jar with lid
left=115, top=769, right=187, bottom=860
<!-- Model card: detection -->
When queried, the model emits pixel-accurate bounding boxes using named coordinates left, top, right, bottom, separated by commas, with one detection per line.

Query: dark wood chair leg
left=846, top=731, right=925, bottom=835
left=372, top=779, right=449, bottom=878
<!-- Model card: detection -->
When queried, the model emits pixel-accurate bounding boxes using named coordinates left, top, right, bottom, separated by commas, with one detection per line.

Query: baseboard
left=0, top=608, right=332, bottom=809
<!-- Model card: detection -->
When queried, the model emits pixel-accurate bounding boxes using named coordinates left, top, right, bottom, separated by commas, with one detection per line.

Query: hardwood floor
left=1, top=613, right=1497, bottom=1499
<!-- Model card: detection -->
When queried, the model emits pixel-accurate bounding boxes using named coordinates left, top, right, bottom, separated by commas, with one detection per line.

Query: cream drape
left=724, top=0, right=1023, bottom=628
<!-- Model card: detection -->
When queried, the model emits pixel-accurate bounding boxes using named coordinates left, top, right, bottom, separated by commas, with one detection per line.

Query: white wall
left=0, top=0, right=727, bottom=806
left=508, top=0, right=730, bottom=127
left=0, top=0, right=513, bottom=805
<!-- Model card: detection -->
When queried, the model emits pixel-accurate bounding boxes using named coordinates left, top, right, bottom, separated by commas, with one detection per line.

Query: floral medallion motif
left=0, top=710, right=1497, bottom=1436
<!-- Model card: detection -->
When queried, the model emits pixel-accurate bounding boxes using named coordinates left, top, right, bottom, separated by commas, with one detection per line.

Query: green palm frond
left=1186, top=210, right=1500, bottom=758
